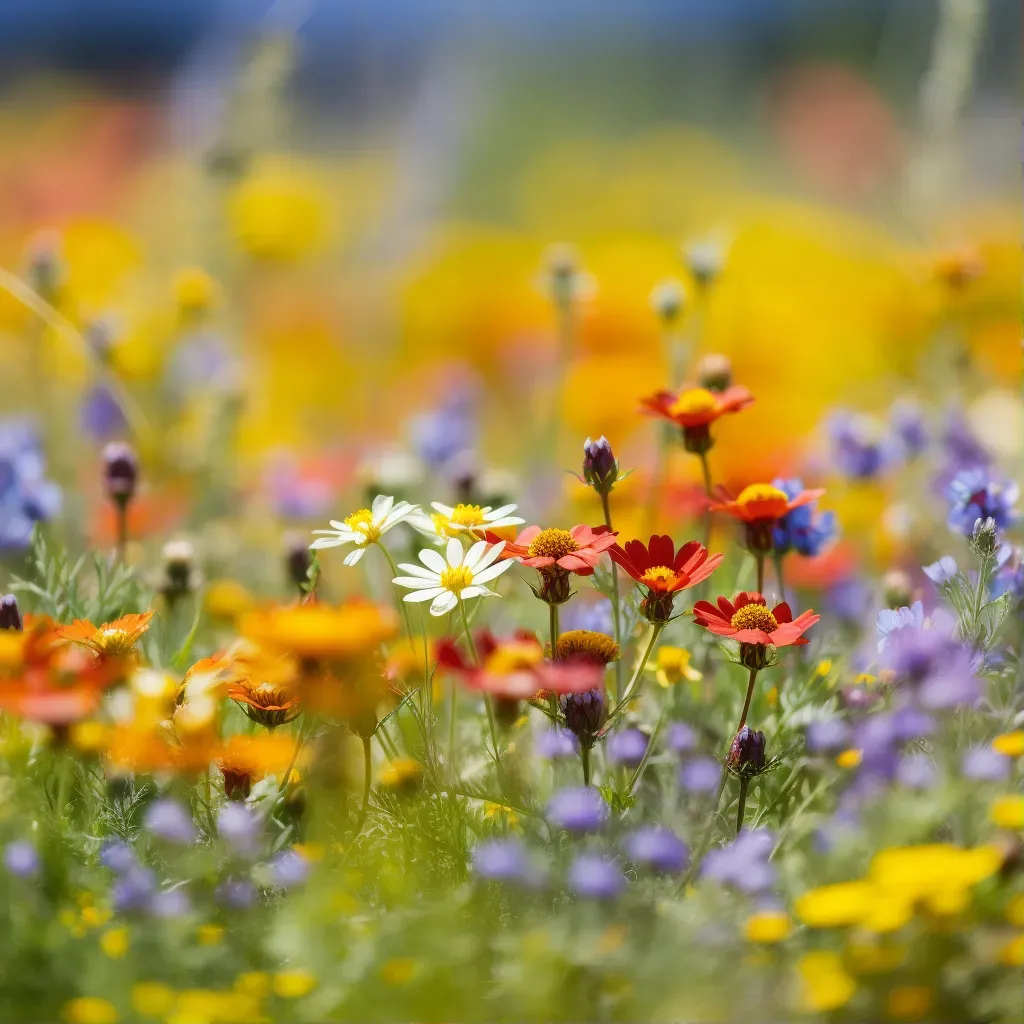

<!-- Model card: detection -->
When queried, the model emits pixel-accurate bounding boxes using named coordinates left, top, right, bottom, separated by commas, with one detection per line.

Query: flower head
left=3, top=839, right=39, bottom=878
left=826, top=410, right=894, bottom=479
left=55, top=613, right=153, bottom=660
left=102, top=441, right=139, bottom=506
left=946, top=468, right=1019, bottom=537
left=410, top=502, right=523, bottom=543
left=0, top=594, right=22, bottom=631
left=611, top=536, right=722, bottom=623
left=641, top=385, right=753, bottom=452
left=648, top=646, right=702, bottom=687
left=547, top=786, right=608, bottom=833
left=500, top=524, right=617, bottom=605
left=693, top=592, right=818, bottom=668
left=567, top=854, right=625, bottom=899
left=702, top=828, right=777, bottom=892
left=394, top=538, right=513, bottom=617
left=0, top=418, right=62, bottom=551
left=727, top=726, right=767, bottom=776
left=472, top=839, right=539, bottom=886
left=310, top=495, right=420, bottom=566
left=580, top=436, right=619, bottom=495
left=560, top=688, right=606, bottom=748
left=554, top=629, right=619, bottom=666
left=226, top=677, right=301, bottom=730
left=607, top=728, right=648, bottom=767
left=770, top=479, right=836, bottom=557
left=624, top=826, right=689, bottom=873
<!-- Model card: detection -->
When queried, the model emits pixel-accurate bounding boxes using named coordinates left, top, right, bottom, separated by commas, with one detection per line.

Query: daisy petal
left=445, top=537, right=464, bottom=567
left=393, top=576, right=444, bottom=589
left=343, top=548, right=366, bottom=566
left=309, top=537, right=345, bottom=550
left=419, top=548, right=448, bottom=574
left=404, top=588, right=445, bottom=603
left=472, top=559, right=514, bottom=585
left=371, top=494, right=394, bottom=518
left=463, top=539, right=489, bottom=570
left=430, top=592, right=459, bottom=616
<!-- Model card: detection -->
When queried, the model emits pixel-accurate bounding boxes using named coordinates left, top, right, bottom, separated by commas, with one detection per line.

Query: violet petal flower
left=546, top=787, right=608, bottom=833
left=568, top=854, right=625, bottom=900
left=624, top=826, right=689, bottom=873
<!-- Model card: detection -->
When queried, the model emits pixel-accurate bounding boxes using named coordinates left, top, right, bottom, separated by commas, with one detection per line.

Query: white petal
left=463, top=539, right=488, bottom=570
left=430, top=592, right=459, bottom=616
left=487, top=504, right=518, bottom=520
left=393, top=576, right=443, bottom=589
left=431, top=502, right=454, bottom=515
left=309, top=537, right=344, bottom=550
left=445, top=537, right=464, bottom=567
left=371, top=494, right=394, bottom=519
left=395, top=563, right=437, bottom=579
left=472, top=558, right=515, bottom=585
left=473, top=541, right=506, bottom=573
left=460, top=585, right=497, bottom=600
left=487, top=516, right=526, bottom=529
left=343, top=547, right=366, bottom=566
left=381, top=503, right=419, bottom=530
left=328, top=519, right=348, bottom=530
left=408, top=516, right=439, bottom=536
left=404, top=588, right=445, bottom=603
left=419, top=548, right=448, bottom=574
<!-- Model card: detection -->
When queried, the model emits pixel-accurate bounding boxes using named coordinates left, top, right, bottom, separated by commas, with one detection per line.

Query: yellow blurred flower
left=815, top=659, right=832, bottom=677
left=196, top=924, right=225, bottom=946
left=743, top=910, right=792, bottom=944
left=204, top=580, right=256, bottom=622
left=62, top=998, right=119, bottom=1024
left=835, top=748, right=862, bottom=769
left=999, top=934, right=1024, bottom=966
left=131, top=981, right=176, bottom=1017
left=796, top=951, right=856, bottom=1013
left=886, top=985, right=933, bottom=1020
left=992, top=731, right=1024, bottom=757
left=172, top=266, right=219, bottom=314
left=378, top=757, right=422, bottom=794
left=100, top=927, right=129, bottom=959
left=796, top=881, right=875, bottom=928
left=272, top=969, right=317, bottom=999
left=1006, top=893, right=1024, bottom=927
left=648, top=645, right=702, bottom=687
left=234, top=973, right=270, bottom=999
left=990, top=796, right=1024, bottom=830
left=70, top=720, right=109, bottom=754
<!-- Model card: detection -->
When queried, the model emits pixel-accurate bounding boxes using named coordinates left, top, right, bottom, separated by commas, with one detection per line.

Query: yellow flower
left=172, top=267, right=219, bottom=313
left=273, top=970, right=317, bottom=999
left=871, top=843, right=1002, bottom=896
left=998, top=934, right=1024, bottom=966
left=196, top=924, right=225, bottom=946
left=70, top=721, right=109, bottom=754
left=796, top=951, right=856, bottom=1013
left=815, top=659, right=833, bottom=677
left=62, top=998, right=119, bottom=1024
left=649, top=645, right=702, bottom=687
left=204, top=580, right=255, bottom=621
left=765, top=686, right=778, bottom=709
left=796, top=881, right=875, bottom=928
left=993, top=731, right=1024, bottom=757
left=240, top=601, right=396, bottom=662
left=234, top=973, right=270, bottom=999
left=835, top=748, right=862, bottom=769
left=380, top=958, right=418, bottom=986
left=743, top=910, right=792, bottom=943
left=1005, top=893, right=1024, bottom=927
left=378, top=758, right=423, bottom=794
left=483, top=802, right=521, bottom=830
left=80, top=904, right=112, bottom=929
left=100, top=927, right=129, bottom=959
left=990, top=795, right=1024, bottom=830
left=886, top=985, right=933, bottom=1020
left=293, top=842, right=326, bottom=863
left=131, top=982, right=175, bottom=1018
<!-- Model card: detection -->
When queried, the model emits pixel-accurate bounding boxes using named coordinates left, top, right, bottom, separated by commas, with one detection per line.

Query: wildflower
left=770, top=478, right=836, bottom=557
left=683, top=237, right=726, bottom=288
left=270, top=849, right=310, bottom=888
left=679, top=757, right=722, bottom=793
left=99, top=841, right=136, bottom=873
left=607, top=728, right=648, bottom=767
left=55, top=613, right=153, bottom=660
left=554, top=629, right=619, bottom=665
left=547, top=786, right=608, bottom=833
left=536, top=729, right=579, bottom=759
left=111, top=866, right=157, bottom=913
left=797, top=951, right=856, bottom=1012
left=501, top=524, right=617, bottom=605
left=144, top=799, right=195, bottom=845
left=693, top=592, right=818, bottom=670
left=896, top=753, right=937, bottom=789
left=393, top=538, right=513, bottom=617
left=378, top=757, right=422, bottom=795
left=282, top=533, right=312, bottom=591
left=649, top=646, right=702, bottom=687
left=411, top=501, right=524, bottom=543
left=695, top=353, right=733, bottom=392
left=160, top=540, right=197, bottom=603
left=923, top=555, right=958, bottom=584
left=743, top=910, right=791, bottom=943
left=216, top=733, right=296, bottom=799
left=641, top=384, right=754, bottom=453
left=962, top=747, right=1011, bottom=781
left=568, top=854, right=625, bottom=900
left=666, top=722, right=697, bottom=753
left=561, top=689, right=606, bottom=749
left=805, top=718, right=850, bottom=753
left=100, top=927, right=129, bottom=959
left=131, top=982, right=175, bottom=1018
left=611, top=536, right=722, bottom=623
left=727, top=726, right=767, bottom=776
left=273, top=969, right=317, bottom=999
left=624, top=826, right=689, bottom=873
left=217, top=803, right=262, bottom=857
left=889, top=400, right=929, bottom=459
left=3, top=839, right=39, bottom=878
left=541, top=242, right=593, bottom=304
left=650, top=278, right=685, bottom=322
left=711, top=483, right=825, bottom=555
left=472, top=839, right=537, bottom=885
left=946, top=468, right=1019, bottom=536
left=407, top=383, right=477, bottom=474
left=102, top=441, right=138, bottom=507
left=0, top=418, right=62, bottom=550
left=310, top=495, right=420, bottom=566
left=701, top=829, right=776, bottom=892
left=172, top=266, right=218, bottom=313
left=150, top=888, right=191, bottom=918
left=826, top=410, right=893, bottom=479
left=991, top=796, right=1024, bottom=830
left=875, top=601, right=924, bottom=651
left=0, top=594, right=22, bottom=631
left=227, top=677, right=301, bottom=730
left=993, top=732, right=1024, bottom=757
left=580, top=436, right=619, bottom=495
left=62, top=997, right=119, bottom=1024
left=560, top=594, right=614, bottom=634
left=216, top=878, right=257, bottom=909
left=204, top=579, right=255, bottom=621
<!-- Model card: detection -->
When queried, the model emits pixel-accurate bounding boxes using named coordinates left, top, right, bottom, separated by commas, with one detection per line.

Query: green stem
left=604, top=622, right=665, bottom=731
left=773, top=551, right=786, bottom=603
left=448, top=676, right=459, bottom=778
left=599, top=490, right=623, bottom=701
left=352, top=735, right=373, bottom=837
left=581, top=745, right=591, bottom=786
left=547, top=602, right=561, bottom=718
left=418, top=605, right=436, bottom=764
left=755, top=552, right=765, bottom=596
left=736, top=777, right=750, bottom=836
left=697, top=449, right=714, bottom=557
left=459, top=600, right=479, bottom=664
left=736, top=667, right=759, bottom=732
left=115, top=499, right=128, bottom=563
left=276, top=717, right=307, bottom=794
left=379, top=541, right=418, bottom=649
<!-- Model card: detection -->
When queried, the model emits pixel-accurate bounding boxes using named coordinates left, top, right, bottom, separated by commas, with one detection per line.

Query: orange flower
left=710, top=482, right=825, bottom=553
left=215, top=733, right=298, bottom=799
left=227, top=678, right=302, bottom=730
left=55, top=612, right=154, bottom=659
left=641, top=385, right=754, bottom=453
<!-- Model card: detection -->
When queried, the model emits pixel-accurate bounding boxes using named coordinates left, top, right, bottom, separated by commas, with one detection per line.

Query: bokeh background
left=0, top=0, right=1019, bottom=593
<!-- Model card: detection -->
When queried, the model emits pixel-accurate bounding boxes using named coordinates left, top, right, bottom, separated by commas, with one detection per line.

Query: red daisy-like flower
left=709, top=482, right=825, bottom=552
left=641, top=385, right=755, bottom=429
left=692, top=592, right=819, bottom=668
left=610, top=535, right=724, bottom=623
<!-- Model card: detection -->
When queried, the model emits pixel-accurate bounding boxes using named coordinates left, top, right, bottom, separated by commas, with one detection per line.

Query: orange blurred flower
left=55, top=612, right=153, bottom=659
left=216, top=733, right=298, bottom=799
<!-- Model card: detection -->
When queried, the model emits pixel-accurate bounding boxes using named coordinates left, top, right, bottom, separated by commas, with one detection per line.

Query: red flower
left=437, top=631, right=602, bottom=701
left=499, top=525, right=617, bottom=576
left=709, top=482, right=824, bottom=553
left=641, top=385, right=755, bottom=429
left=693, top=592, right=818, bottom=649
left=611, top=536, right=724, bottom=623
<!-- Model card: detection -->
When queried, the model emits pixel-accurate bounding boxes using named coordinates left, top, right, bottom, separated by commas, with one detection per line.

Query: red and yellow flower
left=710, top=483, right=825, bottom=552
left=610, top=536, right=723, bottom=623
left=54, top=612, right=154, bottom=660
left=641, top=385, right=754, bottom=452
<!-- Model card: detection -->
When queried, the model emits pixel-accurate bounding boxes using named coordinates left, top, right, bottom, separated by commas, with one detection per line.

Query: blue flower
left=269, top=850, right=309, bottom=888
left=536, top=728, right=578, bottom=759
left=923, top=556, right=957, bottom=584
left=678, top=757, right=721, bottom=793
left=701, top=828, right=776, bottom=892
left=144, top=799, right=196, bottom=845
left=876, top=601, right=925, bottom=652
left=826, top=411, right=893, bottom=480
left=408, top=378, right=478, bottom=473
left=606, top=728, right=648, bottom=768
left=560, top=595, right=614, bottom=635
left=946, top=468, right=1019, bottom=536
left=889, top=400, right=929, bottom=459
left=546, top=787, right=608, bottom=833
left=962, top=747, right=1011, bottom=782
left=3, top=840, right=39, bottom=878
left=771, top=478, right=836, bottom=556
left=666, top=722, right=697, bottom=754
left=216, top=878, right=258, bottom=909
left=624, top=826, right=688, bottom=873
left=217, top=804, right=261, bottom=858
left=472, top=839, right=541, bottom=887
left=80, top=383, right=127, bottom=440
left=0, top=418, right=61, bottom=550
left=567, top=854, right=625, bottom=900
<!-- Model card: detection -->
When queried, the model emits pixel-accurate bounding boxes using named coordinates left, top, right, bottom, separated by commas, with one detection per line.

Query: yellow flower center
left=244, top=681, right=292, bottom=708
left=439, top=565, right=475, bottom=594
left=485, top=643, right=543, bottom=674
left=730, top=604, right=779, bottom=633
left=97, top=628, right=135, bottom=655
left=556, top=629, right=620, bottom=665
left=344, top=509, right=380, bottom=542
left=450, top=503, right=486, bottom=527
left=429, top=512, right=458, bottom=538
left=736, top=483, right=789, bottom=508
left=669, top=387, right=718, bottom=417
left=527, top=528, right=579, bottom=560
left=641, top=565, right=678, bottom=586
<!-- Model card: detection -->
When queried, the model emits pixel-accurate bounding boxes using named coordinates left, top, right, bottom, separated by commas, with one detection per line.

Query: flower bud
left=0, top=594, right=22, bottom=631
left=695, top=353, right=733, bottom=393
left=581, top=435, right=618, bottom=494
left=650, top=279, right=686, bottom=322
left=882, top=569, right=913, bottom=610
left=560, top=688, right=605, bottom=750
left=283, top=532, right=312, bottom=590
left=103, top=442, right=139, bottom=507
left=970, top=516, right=999, bottom=557
left=161, top=540, right=196, bottom=602
left=727, top=726, right=767, bottom=776
left=683, top=239, right=725, bottom=289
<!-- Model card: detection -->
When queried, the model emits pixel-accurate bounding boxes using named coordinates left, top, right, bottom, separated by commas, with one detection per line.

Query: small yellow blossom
left=886, top=985, right=933, bottom=1019
left=380, top=958, right=418, bottom=986
left=649, top=645, right=702, bottom=687
left=998, top=934, right=1024, bottom=966
left=743, top=910, right=792, bottom=943
left=993, top=731, right=1024, bottom=757
left=131, top=982, right=175, bottom=1018
left=853, top=672, right=877, bottom=687
left=595, top=924, right=628, bottom=956
left=196, top=924, right=225, bottom=946
left=796, top=881, right=874, bottom=928
left=835, top=748, right=862, bottom=769
left=378, top=758, right=422, bottom=793
left=797, top=951, right=856, bottom=1012
left=100, top=927, right=129, bottom=959
left=80, top=904, right=112, bottom=929
left=204, top=580, right=255, bottom=621
left=172, top=267, right=219, bottom=313
left=273, top=970, right=317, bottom=999
left=293, top=842, right=325, bottom=863
left=766, top=686, right=778, bottom=709
left=990, top=795, right=1024, bottom=830
left=815, top=659, right=833, bottom=677
left=1005, top=893, right=1024, bottom=927
left=62, top=998, right=119, bottom=1024
left=234, top=973, right=270, bottom=998
left=70, top=721, right=109, bottom=754
left=483, top=802, right=520, bottom=830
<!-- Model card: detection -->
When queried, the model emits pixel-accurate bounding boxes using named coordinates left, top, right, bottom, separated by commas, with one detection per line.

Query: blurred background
left=0, top=0, right=1019, bottom=592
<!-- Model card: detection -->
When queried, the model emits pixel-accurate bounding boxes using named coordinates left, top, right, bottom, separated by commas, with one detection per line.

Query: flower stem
left=115, top=499, right=128, bottom=563
left=755, top=551, right=765, bottom=596
left=418, top=605, right=436, bottom=764
left=379, top=542, right=417, bottom=653
left=352, top=735, right=373, bottom=837
left=735, top=777, right=750, bottom=836
left=277, top=716, right=307, bottom=794
left=581, top=744, right=591, bottom=786
left=773, top=551, right=786, bottom=603
left=737, top=667, right=759, bottom=732
left=462, top=599, right=500, bottom=765
left=549, top=602, right=560, bottom=658
left=604, top=621, right=665, bottom=730
left=599, top=489, right=623, bottom=701
left=698, top=450, right=713, bottom=548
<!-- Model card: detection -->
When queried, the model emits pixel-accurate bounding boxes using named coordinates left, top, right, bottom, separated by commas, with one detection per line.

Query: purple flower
left=826, top=411, right=893, bottom=480
left=889, top=401, right=929, bottom=459
left=666, top=723, right=697, bottom=754
left=80, top=384, right=127, bottom=440
left=946, top=468, right=1019, bottom=536
left=150, top=888, right=191, bottom=918
left=536, top=729, right=578, bottom=759
left=771, top=478, right=836, bottom=557
left=805, top=718, right=850, bottom=753
left=0, top=418, right=62, bottom=550
left=941, top=411, right=990, bottom=477
left=165, top=331, right=239, bottom=394
left=144, top=799, right=195, bottom=845
left=269, top=850, right=309, bottom=888
left=679, top=757, right=721, bottom=793
left=217, top=804, right=261, bottom=858
left=825, top=577, right=873, bottom=624
left=262, top=452, right=334, bottom=521
left=472, top=839, right=538, bottom=885
left=923, top=556, right=958, bottom=585
left=3, top=840, right=39, bottom=878
left=560, top=596, right=614, bottom=635
left=216, top=878, right=258, bottom=909
left=112, top=866, right=157, bottom=912
left=607, top=728, right=648, bottom=768
left=99, top=840, right=136, bottom=873
left=876, top=602, right=925, bottom=652
left=991, top=545, right=1024, bottom=602
left=701, top=829, right=776, bottom=892
left=962, top=747, right=1011, bottom=782
left=896, top=753, right=937, bottom=789
left=408, top=380, right=478, bottom=473
left=567, top=854, right=625, bottom=900
left=624, top=826, right=689, bottom=873
left=546, top=787, right=608, bottom=833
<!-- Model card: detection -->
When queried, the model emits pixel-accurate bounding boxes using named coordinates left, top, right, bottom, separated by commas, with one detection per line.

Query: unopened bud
left=683, top=239, right=725, bottom=289
left=695, top=353, right=733, bottom=393
left=650, top=279, right=686, bottom=322
left=0, top=594, right=22, bottom=631
left=103, top=442, right=138, bottom=506
left=560, top=688, right=605, bottom=750
left=283, top=532, right=312, bottom=590
left=882, top=569, right=913, bottom=610
left=162, top=540, right=196, bottom=601
left=970, top=516, right=999, bottom=557
left=581, top=435, right=618, bottom=494
left=727, top=726, right=766, bottom=775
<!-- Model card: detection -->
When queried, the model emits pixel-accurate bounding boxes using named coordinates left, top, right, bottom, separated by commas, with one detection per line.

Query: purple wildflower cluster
left=0, top=419, right=62, bottom=550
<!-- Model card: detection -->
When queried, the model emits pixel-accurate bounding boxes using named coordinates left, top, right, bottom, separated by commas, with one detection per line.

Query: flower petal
left=404, top=588, right=445, bottom=603
left=419, top=548, right=448, bottom=574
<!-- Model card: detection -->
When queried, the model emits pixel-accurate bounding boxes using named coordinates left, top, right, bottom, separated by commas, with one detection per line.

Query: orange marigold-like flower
left=216, top=733, right=298, bottom=799
left=55, top=612, right=154, bottom=659
left=710, top=483, right=825, bottom=553
left=227, top=678, right=302, bottom=730
left=641, top=385, right=754, bottom=453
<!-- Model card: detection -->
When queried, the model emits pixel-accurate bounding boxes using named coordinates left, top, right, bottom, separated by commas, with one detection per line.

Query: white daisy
left=393, top=537, right=514, bottom=616
left=409, top=501, right=525, bottom=542
left=310, top=494, right=420, bottom=566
